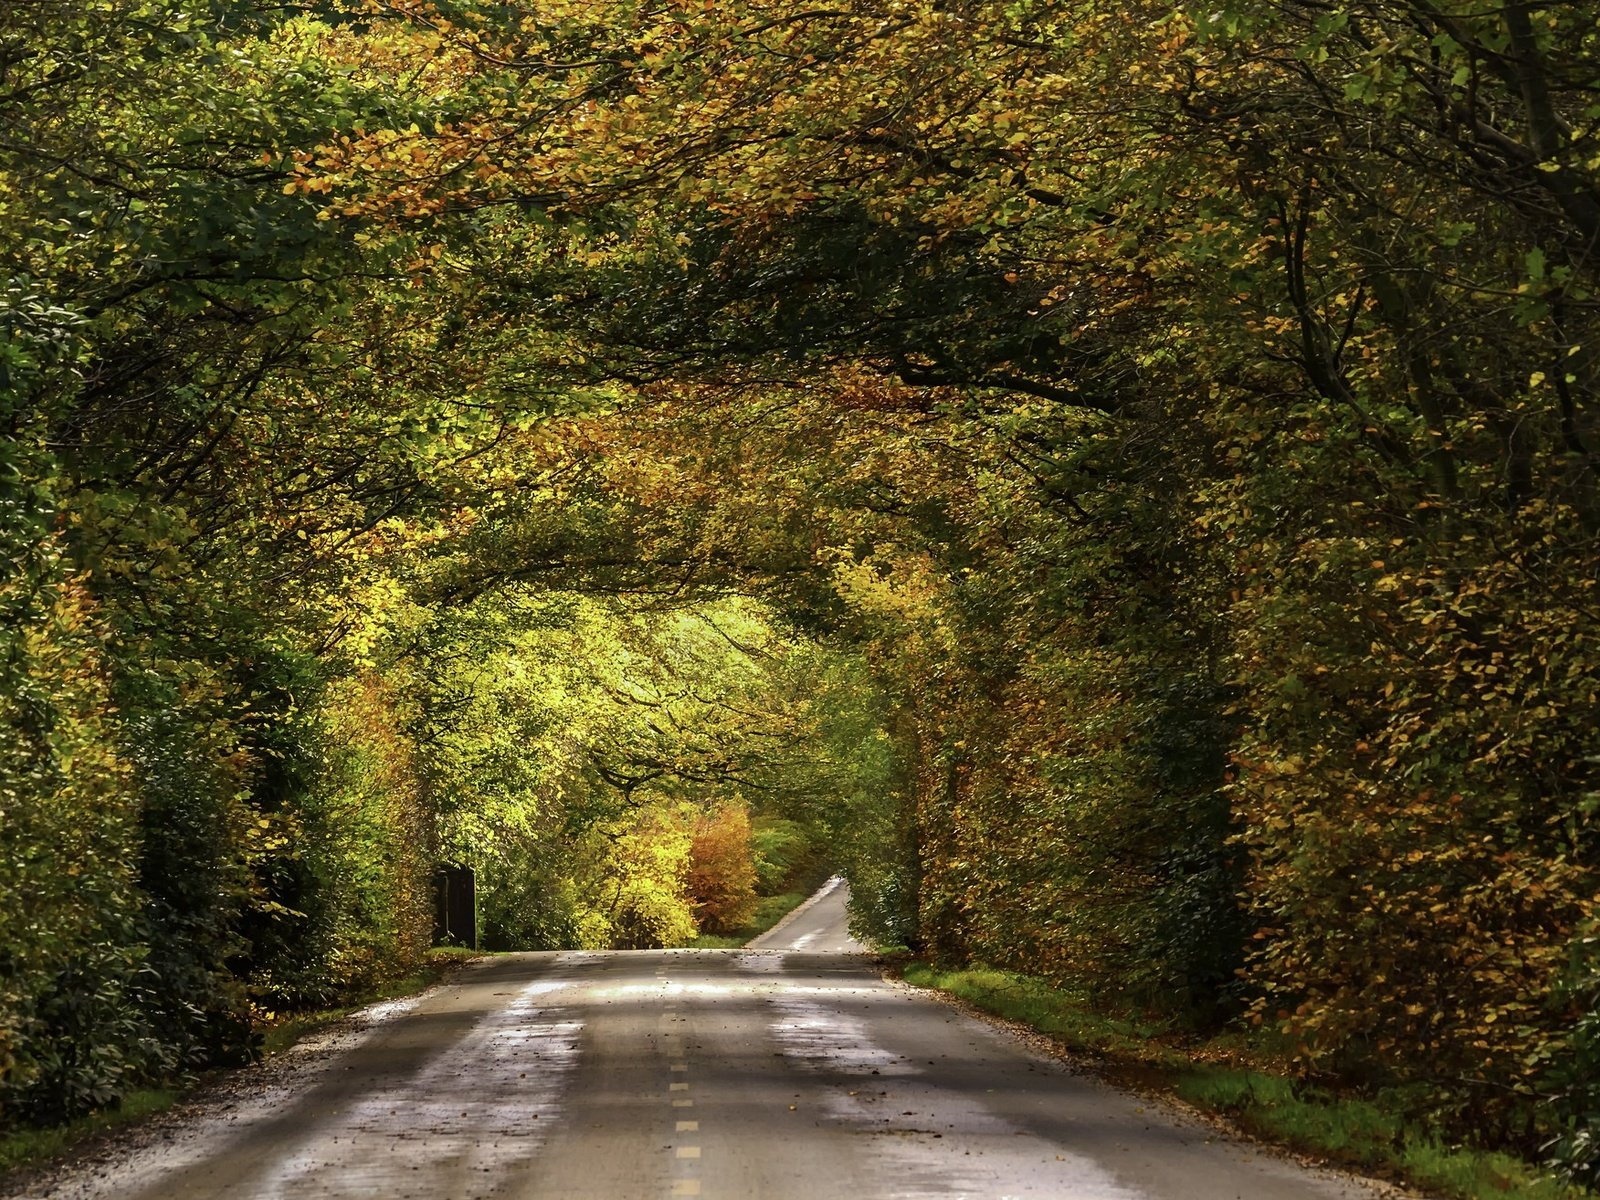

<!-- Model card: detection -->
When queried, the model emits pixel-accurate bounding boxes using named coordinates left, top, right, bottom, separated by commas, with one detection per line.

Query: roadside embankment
left=900, top=962, right=1592, bottom=1200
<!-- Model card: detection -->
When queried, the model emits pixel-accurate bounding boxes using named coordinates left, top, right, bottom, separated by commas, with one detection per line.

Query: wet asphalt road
left=31, top=880, right=1380, bottom=1200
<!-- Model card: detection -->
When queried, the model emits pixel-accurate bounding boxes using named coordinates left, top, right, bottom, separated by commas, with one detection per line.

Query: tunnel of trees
left=2, top=0, right=1598, bottom=1185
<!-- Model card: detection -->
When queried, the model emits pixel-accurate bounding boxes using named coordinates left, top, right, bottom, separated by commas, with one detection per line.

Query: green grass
left=903, top=964, right=1183, bottom=1063
left=0, top=1088, right=178, bottom=1176
left=902, top=963, right=1592, bottom=1200
left=688, top=890, right=810, bottom=948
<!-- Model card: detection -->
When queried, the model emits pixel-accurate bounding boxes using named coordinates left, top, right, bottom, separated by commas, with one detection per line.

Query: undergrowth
left=0, top=1089, right=176, bottom=1176
left=0, top=947, right=478, bottom=1182
left=260, top=946, right=479, bottom=1056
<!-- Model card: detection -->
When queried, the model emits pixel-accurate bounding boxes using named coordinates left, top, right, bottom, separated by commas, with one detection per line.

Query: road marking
left=676, top=1120, right=698, bottom=1132
left=671, top=1182, right=701, bottom=1197
left=671, top=1063, right=688, bottom=1072
left=672, top=1098, right=694, bottom=1108
left=669, top=1082, right=689, bottom=1092
left=676, top=1146, right=701, bottom=1159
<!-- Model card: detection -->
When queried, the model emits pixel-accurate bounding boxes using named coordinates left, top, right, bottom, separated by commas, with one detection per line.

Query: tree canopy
left=2, top=0, right=1598, bottom=1186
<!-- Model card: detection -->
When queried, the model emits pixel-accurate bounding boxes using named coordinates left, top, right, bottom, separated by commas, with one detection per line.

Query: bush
left=1547, top=925, right=1600, bottom=1188
left=687, top=806, right=758, bottom=934
left=0, top=567, right=150, bottom=1124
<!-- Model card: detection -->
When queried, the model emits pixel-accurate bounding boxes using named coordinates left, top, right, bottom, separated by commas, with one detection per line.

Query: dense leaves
left=3, top=0, right=1598, bottom=1186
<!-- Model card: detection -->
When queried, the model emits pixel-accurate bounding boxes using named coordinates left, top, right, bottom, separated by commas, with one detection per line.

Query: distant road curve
left=745, top=875, right=866, bottom=953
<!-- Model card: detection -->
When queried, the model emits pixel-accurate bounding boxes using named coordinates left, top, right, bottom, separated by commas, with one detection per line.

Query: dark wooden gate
left=433, top=864, right=477, bottom=948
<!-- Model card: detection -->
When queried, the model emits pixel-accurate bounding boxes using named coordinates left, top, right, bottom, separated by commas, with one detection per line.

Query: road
left=31, top=880, right=1380, bottom=1200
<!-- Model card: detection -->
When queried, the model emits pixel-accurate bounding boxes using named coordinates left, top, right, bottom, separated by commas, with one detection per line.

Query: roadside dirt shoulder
left=2, top=979, right=457, bottom=1199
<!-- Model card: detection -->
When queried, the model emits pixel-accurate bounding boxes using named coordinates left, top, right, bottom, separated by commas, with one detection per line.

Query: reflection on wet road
left=34, top=881, right=1380, bottom=1200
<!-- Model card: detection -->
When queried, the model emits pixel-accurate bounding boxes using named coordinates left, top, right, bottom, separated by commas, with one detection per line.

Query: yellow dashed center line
left=665, top=981, right=700, bottom=1200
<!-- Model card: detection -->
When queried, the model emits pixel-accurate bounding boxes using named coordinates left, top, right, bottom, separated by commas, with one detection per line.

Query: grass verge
left=0, top=1089, right=177, bottom=1176
left=901, top=963, right=1591, bottom=1200
left=689, top=890, right=811, bottom=948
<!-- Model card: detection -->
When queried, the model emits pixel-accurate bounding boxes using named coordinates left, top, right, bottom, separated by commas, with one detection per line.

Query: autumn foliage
left=688, top=807, right=759, bottom=935
left=4, top=0, right=1600, bottom=1186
